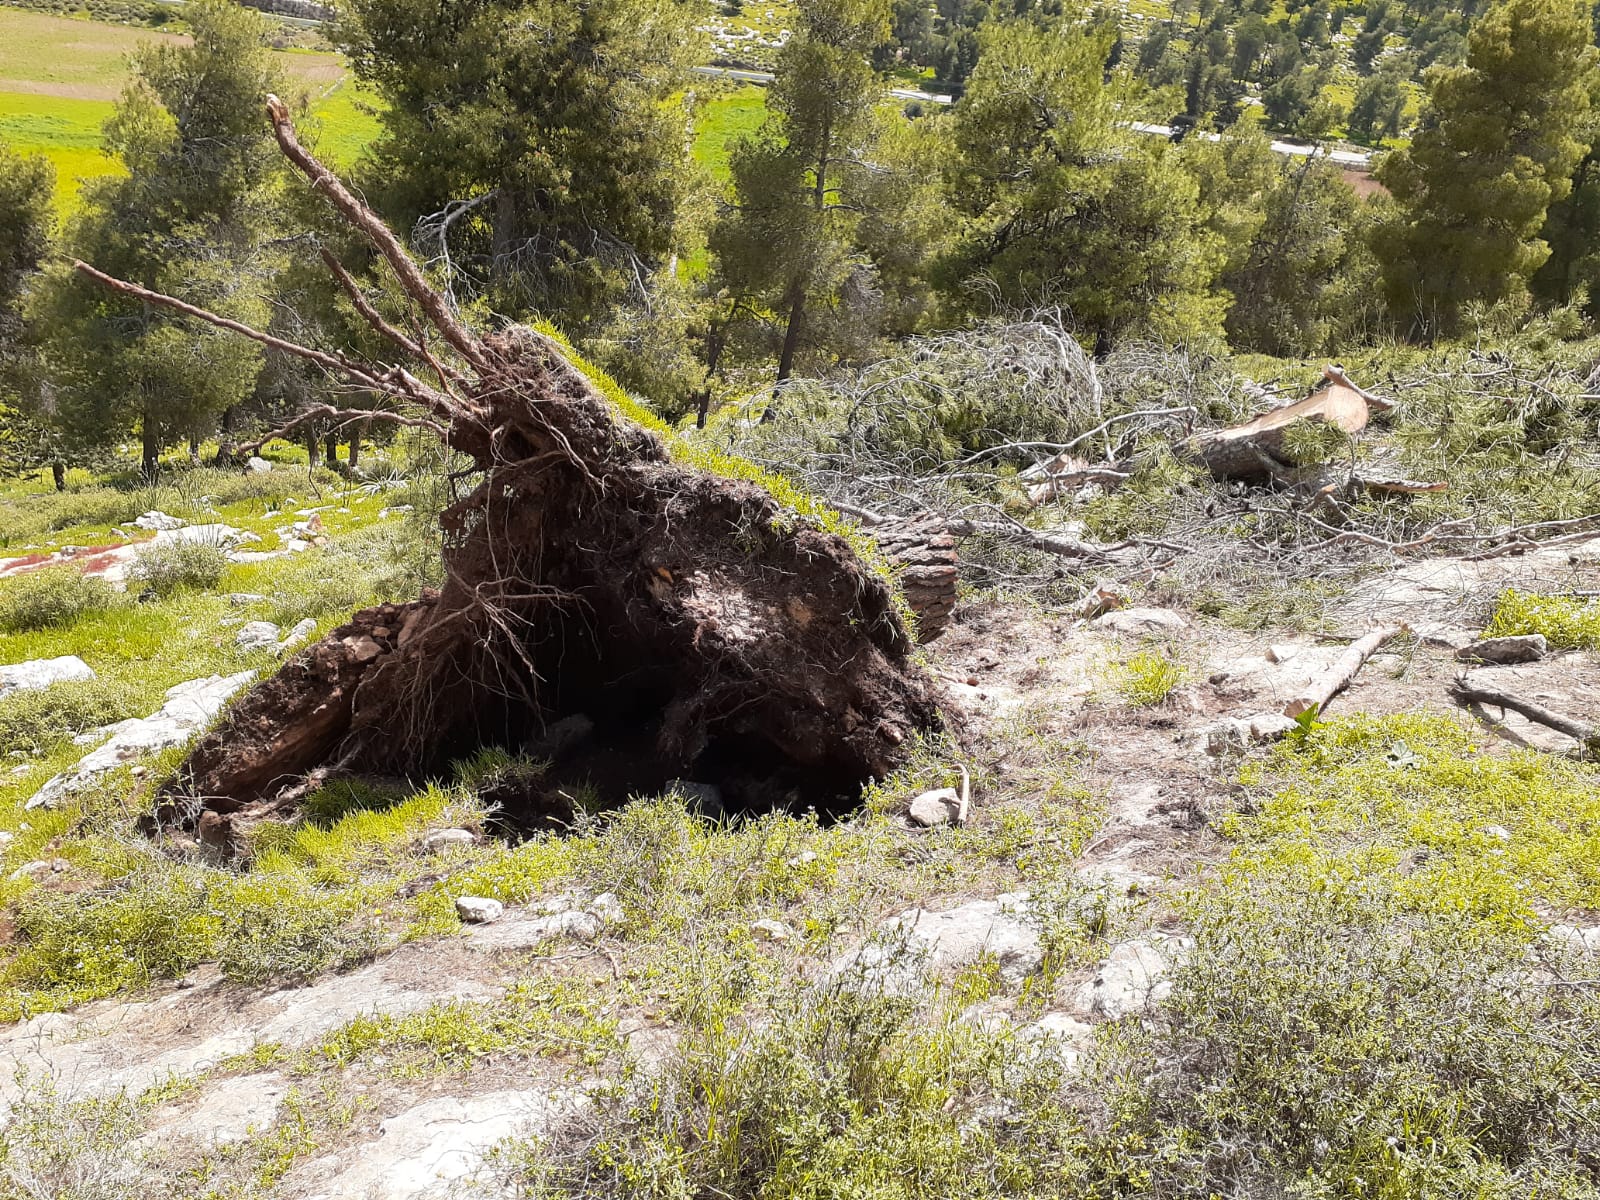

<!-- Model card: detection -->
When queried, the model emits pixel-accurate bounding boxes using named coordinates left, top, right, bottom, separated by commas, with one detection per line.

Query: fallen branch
left=1283, top=625, right=1405, bottom=718
left=1449, top=678, right=1599, bottom=755
left=225, top=404, right=447, bottom=459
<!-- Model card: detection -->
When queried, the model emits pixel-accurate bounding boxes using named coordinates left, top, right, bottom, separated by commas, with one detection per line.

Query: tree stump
left=874, top=519, right=959, bottom=642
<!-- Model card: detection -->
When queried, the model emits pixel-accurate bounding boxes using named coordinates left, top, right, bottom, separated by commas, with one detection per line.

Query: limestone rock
left=1094, top=607, right=1188, bottom=635
left=1246, top=712, right=1300, bottom=742
left=751, top=918, right=793, bottom=942
left=152, top=523, right=256, bottom=549
left=26, top=671, right=256, bottom=810
left=421, top=828, right=476, bottom=851
left=455, top=896, right=504, bottom=924
left=245, top=456, right=273, bottom=473
left=589, top=892, right=625, bottom=927
left=278, top=617, right=318, bottom=653
left=234, top=621, right=282, bottom=653
left=0, top=655, right=95, bottom=695
left=134, top=510, right=185, bottom=531
left=908, top=787, right=960, bottom=827
left=829, top=896, right=1043, bottom=997
left=1455, top=634, right=1547, bottom=665
left=1072, top=937, right=1190, bottom=1021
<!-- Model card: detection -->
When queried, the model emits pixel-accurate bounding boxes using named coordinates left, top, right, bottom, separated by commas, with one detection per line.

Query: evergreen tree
left=36, top=0, right=281, bottom=477
left=0, top=143, right=57, bottom=484
left=1347, top=55, right=1409, bottom=143
left=337, top=0, right=700, bottom=331
left=1373, top=0, right=1598, bottom=335
left=941, top=19, right=1227, bottom=346
left=709, top=0, right=893, bottom=383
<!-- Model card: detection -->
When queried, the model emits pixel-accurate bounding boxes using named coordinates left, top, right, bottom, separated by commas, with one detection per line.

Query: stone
left=1481, top=825, right=1512, bottom=842
left=278, top=617, right=317, bottom=653
left=134, top=510, right=185, bottom=531
left=829, top=897, right=1044, bottom=997
left=1071, top=937, right=1190, bottom=1021
left=234, top=621, right=282, bottom=653
left=1094, top=607, right=1188, bottom=635
left=455, top=896, right=504, bottom=924
left=8, top=858, right=63, bottom=882
left=1265, top=643, right=1301, bottom=664
left=422, top=828, right=476, bottom=850
left=666, top=779, right=724, bottom=819
left=227, top=593, right=267, bottom=606
left=589, top=892, right=625, bottom=926
left=294, top=1088, right=570, bottom=1199
left=142, top=1072, right=289, bottom=1149
left=1455, top=634, right=1548, bottom=665
left=245, top=456, right=273, bottom=473
left=152, top=523, right=256, bottom=549
left=0, top=831, right=13, bottom=850
left=1246, top=712, right=1300, bottom=743
left=751, top=918, right=793, bottom=942
left=907, top=787, right=961, bottom=827
left=464, top=907, right=602, bottom=952
left=1076, top=862, right=1159, bottom=897
left=1549, top=924, right=1600, bottom=955
left=785, top=850, right=818, bottom=868
left=1018, top=1012, right=1095, bottom=1069
left=527, top=713, right=594, bottom=762
left=0, top=655, right=95, bottom=695
left=1195, top=717, right=1250, bottom=758
left=26, top=672, right=256, bottom=810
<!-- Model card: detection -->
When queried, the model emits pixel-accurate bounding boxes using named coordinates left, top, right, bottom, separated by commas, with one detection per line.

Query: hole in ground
left=443, top=620, right=872, bottom=841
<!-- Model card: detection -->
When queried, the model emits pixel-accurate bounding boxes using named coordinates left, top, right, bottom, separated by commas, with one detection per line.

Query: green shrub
left=214, top=875, right=387, bottom=986
left=511, top=984, right=1090, bottom=1198
left=1113, top=648, right=1187, bottom=706
left=0, top=677, right=147, bottom=756
left=128, top=539, right=228, bottom=597
left=2, top=865, right=221, bottom=1018
left=0, top=1076, right=148, bottom=1200
left=1484, top=588, right=1600, bottom=650
left=0, top=566, right=117, bottom=633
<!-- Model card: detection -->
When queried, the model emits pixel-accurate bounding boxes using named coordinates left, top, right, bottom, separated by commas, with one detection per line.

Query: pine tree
left=941, top=19, right=1226, bottom=346
left=0, top=142, right=57, bottom=484
left=1373, top=0, right=1599, bottom=335
left=37, top=0, right=282, bottom=476
left=338, top=0, right=699, bottom=332
left=709, top=0, right=893, bottom=384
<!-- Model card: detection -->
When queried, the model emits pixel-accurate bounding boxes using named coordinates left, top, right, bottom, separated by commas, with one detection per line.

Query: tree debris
left=1449, top=678, right=1598, bottom=757
left=1282, top=625, right=1405, bottom=718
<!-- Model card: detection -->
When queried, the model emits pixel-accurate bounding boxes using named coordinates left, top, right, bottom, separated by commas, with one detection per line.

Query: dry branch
left=1190, top=370, right=1373, bottom=483
left=225, top=404, right=446, bottom=458
left=1282, top=626, right=1405, bottom=718
left=1449, top=678, right=1599, bottom=754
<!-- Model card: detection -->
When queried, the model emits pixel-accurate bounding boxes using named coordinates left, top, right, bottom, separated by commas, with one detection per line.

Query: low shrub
left=0, top=1076, right=148, bottom=1200
left=0, top=677, right=147, bottom=756
left=1113, top=648, right=1187, bottom=706
left=1484, top=588, right=1600, bottom=650
left=0, top=566, right=117, bottom=633
left=128, top=540, right=228, bottom=598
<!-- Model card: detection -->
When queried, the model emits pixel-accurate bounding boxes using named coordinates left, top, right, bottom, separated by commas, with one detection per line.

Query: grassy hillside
left=0, top=9, right=380, bottom=213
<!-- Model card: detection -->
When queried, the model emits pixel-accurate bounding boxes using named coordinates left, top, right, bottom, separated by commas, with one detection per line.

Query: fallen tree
left=85, top=97, right=948, bottom=844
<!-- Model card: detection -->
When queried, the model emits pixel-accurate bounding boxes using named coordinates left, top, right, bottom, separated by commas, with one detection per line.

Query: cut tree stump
left=1189, top=364, right=1389, bottom=483
left=95, top=97, right=950, bottom=841
left=872, top=518, right=959, bottom=642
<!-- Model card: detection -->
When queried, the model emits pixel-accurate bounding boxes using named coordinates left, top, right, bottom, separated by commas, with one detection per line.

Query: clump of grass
left=128, top=539, right=228, bottom=598
left=0, top=565, right=117, bottom=633
left=1112, top=648, right=1187, bottom=706
left=0, top=676, right=146, bottom=756
left=0, top=1075, right=148, bottom=1200
left=1484, top=587, right=1600, bottom=650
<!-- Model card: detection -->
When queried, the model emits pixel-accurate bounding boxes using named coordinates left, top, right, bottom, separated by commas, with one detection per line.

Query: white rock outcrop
left=0, top=655, right=95, bottom=695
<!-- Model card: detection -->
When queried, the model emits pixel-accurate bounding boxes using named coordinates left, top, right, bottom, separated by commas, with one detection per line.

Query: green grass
left=692, top=84, right=765, bottom=184
left=0, top=9, right=379, bottom=209
left=1484, top=587, right=1600, bottom=651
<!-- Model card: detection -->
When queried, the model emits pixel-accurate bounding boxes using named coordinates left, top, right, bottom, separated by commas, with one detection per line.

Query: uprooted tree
left=77, top=97, right=948, bottom=849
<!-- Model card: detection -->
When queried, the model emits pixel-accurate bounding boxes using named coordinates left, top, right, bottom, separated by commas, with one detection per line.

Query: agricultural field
left=0, top=8, right=379, bottom=212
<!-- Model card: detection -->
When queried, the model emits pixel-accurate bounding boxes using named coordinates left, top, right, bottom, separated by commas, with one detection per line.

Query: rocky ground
left=2, top=516, right=1595, bottom=1198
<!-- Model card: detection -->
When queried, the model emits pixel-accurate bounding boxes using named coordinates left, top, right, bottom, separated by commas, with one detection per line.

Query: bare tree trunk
left=51, top=461, right=65, bottom=491
left=189, top=434, right=201, bottom=464
left=305, top=425, right=320, bottom=469
left=776, top=286, right=804, bottom=386
left=324, top=432, right=339, bottom=467
left=348, top=425, right=361, bottom=467
left=141, top=416, right=160, bottom=481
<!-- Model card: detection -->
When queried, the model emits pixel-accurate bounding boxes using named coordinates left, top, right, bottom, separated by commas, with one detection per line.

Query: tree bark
left=348, top=425, right=361, bottom=467
left=50, top=460, right=65, bottom=492
left=141, top=416, right=160, bottom=480
left=776, top=285, right=804, bottom=386
left=324, top=432, right=339, bottom=467
left=305, top=425, right=320, bottom=468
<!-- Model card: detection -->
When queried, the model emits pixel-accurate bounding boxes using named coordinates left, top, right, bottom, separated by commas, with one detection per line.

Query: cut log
left=108, top=97, right=950, bottom=840
left=1189, top=364, right=1380, bottom=484
left=872, top=518, right=959, bottom=643
left=1282, top=626, right=1404, bottom=718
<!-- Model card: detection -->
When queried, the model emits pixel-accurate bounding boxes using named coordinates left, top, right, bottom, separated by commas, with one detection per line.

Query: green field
left=692, top=84, right=765, bottom=183
left=0, top=9, right=380, bottom=213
